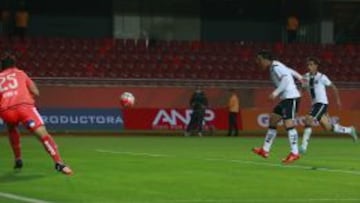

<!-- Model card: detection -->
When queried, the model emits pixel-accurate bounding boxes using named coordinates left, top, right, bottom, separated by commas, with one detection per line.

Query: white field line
left=0, top=192, right=52, bottom=203
left=96, top=149, right=360, bottom=176
left=204, top=158, right=360, bottom=176
left=96, top=149, right=171, bottom=157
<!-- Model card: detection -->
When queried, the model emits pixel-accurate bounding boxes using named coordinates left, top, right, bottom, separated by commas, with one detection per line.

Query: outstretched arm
left=24, top=71, right=40, bottom=97
left=270, top=75, right=291, bottom=99
left=289, top=68, right=303, bottom=81
left=29, top=81, right=40, bottom=97
left=289, top=68, right=308, bottom=89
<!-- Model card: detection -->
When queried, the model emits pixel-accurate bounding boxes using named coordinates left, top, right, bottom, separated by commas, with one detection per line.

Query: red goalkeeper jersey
left=0, top=67, right=35, bottom=111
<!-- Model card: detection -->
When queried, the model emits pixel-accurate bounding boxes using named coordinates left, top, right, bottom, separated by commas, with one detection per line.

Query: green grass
left=0, top=135, right=359, bottom=203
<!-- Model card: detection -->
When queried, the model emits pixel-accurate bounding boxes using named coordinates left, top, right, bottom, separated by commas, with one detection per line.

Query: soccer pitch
left=0, top=135, right=359, bottom=203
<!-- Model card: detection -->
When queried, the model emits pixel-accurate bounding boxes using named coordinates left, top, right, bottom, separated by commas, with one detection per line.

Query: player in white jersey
left=300, top=57, right=358, bottom=153
left=253, top=50, right=303, bottom=164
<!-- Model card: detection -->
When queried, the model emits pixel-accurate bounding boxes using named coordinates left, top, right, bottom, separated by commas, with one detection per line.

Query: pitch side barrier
left=0, top=107, right=353, bottom=135
left=3, top=79, right=355, bottom=135
left=33, top=77, right=360, bottom=89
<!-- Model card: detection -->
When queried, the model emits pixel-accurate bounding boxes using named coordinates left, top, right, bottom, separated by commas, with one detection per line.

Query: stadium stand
left=0, top=37, right=359, bottom=82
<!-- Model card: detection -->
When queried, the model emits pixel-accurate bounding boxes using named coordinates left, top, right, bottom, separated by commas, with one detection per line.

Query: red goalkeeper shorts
left=0, top=104, right=44, bottom=131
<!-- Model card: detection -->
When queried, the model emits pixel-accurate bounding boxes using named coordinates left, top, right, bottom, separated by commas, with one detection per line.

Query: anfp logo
left=152, top=109, right=215, bottom=126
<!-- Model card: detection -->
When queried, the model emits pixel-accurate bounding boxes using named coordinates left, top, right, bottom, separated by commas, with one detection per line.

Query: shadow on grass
left=0, top=171, right=45, bottom=183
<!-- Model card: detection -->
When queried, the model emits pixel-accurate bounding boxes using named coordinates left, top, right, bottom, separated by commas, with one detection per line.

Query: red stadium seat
left=6, top=37, right=356, bottom=81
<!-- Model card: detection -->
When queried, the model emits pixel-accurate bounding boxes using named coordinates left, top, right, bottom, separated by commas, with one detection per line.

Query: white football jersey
left=303, top=72, right=332, bottom=104
left=270, top=61, right=301, bottom=100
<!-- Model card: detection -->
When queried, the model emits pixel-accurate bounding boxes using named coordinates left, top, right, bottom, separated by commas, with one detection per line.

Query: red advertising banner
left=123, top=108, right=242, bottom=130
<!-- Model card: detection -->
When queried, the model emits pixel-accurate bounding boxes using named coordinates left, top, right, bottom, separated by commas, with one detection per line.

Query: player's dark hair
left=306, top=56, right=321, bottom=66
left=257, top=50, right=273, bottom=61
left=1, top=50, right=16, bottom=69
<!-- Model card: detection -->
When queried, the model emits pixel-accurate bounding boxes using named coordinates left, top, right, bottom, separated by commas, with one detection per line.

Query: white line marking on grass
left=164, top=198, right=360, bottom=202
left=205, top=158, right=360, bottom=176
left=96, top=149, right=360, bottom=176
left=96, top=149, right=170, bottom=157
left=0, top=192, right=52, bottom=203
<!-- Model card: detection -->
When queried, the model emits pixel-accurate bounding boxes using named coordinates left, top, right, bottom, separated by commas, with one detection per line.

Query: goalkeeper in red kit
left=0, top=51, right=72, bottom=175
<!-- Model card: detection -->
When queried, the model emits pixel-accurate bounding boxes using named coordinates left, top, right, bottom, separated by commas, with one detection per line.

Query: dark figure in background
left=286, top=15, right=299, bottom=43
left=185, top=88, right=208, bottom=136
left=1, top=8, right=12, bottom=38
left=14, top=1, right=29, bottom=41
left=227, top=89, right=240, bottom=137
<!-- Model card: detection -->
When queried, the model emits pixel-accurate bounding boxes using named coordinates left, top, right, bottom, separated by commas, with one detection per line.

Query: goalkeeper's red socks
left=40, top=134, right=62, bottom=163
left=40, top=135, right=73, bottom=175
left=8, top=127, right=21, bottom=160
